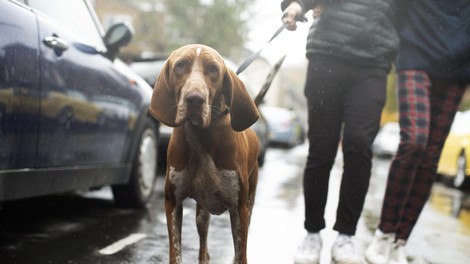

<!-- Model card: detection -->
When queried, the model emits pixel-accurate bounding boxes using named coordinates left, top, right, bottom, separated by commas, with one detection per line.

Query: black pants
left=303, top=56, right=387, bottom=235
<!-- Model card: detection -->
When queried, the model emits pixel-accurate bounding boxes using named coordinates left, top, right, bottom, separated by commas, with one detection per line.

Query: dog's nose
left=186, top=92, right=205, bottom=107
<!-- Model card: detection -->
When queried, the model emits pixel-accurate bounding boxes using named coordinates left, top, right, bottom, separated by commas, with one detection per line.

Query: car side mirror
left=104, top=22, right=133, bottom=60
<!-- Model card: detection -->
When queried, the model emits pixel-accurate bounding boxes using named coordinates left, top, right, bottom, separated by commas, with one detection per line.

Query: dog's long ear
left=223, top=68, right=259, bottom=131
left=149, top=59, right=178, bottom=127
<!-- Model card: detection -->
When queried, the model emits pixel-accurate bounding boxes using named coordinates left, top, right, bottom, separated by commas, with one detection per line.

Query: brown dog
left=149, top=44, right=260, bottom=264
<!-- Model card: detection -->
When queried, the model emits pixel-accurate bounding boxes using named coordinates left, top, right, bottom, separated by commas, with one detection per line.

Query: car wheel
left=453, top=151, right=469, bottom=190
left=112, top=118, right=158, bottom=208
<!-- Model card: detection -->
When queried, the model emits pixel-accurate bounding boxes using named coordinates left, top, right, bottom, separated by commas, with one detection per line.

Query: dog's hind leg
left=196, top=204, right=211, bottom=264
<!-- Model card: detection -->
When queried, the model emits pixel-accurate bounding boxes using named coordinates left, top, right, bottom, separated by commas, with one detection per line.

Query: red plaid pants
left=378, top=70, right=466, bottom=241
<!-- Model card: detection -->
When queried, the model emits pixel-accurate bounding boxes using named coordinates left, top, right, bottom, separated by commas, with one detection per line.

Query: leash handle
left=236, top=15, right=306, bottom=75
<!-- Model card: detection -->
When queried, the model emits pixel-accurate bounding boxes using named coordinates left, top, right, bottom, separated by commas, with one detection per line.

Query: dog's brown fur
left=149, top=44, right=260, bottom=264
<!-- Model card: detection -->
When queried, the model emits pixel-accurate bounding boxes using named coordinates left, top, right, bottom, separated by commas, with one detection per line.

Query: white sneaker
left=294, top=232, right=322, bottom=264
left=331, top=234, right=362, bottom=264
left=365, top=230, right=394, bottom=264
left=388, top=239, right=407, bottom=264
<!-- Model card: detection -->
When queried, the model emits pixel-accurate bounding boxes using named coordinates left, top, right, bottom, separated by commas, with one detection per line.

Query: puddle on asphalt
left=429, top=184, right=470, bottom=235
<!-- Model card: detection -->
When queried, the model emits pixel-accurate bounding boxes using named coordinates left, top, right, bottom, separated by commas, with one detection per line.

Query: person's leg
left=366, top=70, right=431, bottom=264
left=378, top=70, right=432, bottom=234
left=303, top=57, right=345, bottom=233
left=295, top=56, right=345, bottom=264
left=395, top=77, right=466, bottom=241
left=334, top=66, right=388, bottom=235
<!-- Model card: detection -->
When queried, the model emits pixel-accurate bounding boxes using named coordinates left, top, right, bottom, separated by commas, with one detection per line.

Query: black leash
left=236, top=23, right=288, bottom=75
left=254, top=55, right=286, bottom=106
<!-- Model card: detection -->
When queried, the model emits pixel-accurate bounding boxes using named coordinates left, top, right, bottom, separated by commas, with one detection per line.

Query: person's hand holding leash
left=312, top=4, right=326, bottom=19
left=282, top=1, right=303, bottom=31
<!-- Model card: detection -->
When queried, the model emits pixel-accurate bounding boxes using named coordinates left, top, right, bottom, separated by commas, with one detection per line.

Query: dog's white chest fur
left=168, top=126, right=240, bottom=215
left=169, top=166, right=239, bottom=215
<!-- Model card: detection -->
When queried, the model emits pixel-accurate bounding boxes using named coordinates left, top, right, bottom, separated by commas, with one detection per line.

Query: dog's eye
left=175, top=60, right=188, bottom=71
left=206, top=64, right=219, bottom=75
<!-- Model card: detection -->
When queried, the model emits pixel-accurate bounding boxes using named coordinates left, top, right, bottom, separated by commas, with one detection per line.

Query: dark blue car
left=0, top=0, right=159, bottom=208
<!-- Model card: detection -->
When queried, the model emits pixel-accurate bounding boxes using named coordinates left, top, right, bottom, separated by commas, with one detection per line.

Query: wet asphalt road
left=1, top=143, right=470, bottom=264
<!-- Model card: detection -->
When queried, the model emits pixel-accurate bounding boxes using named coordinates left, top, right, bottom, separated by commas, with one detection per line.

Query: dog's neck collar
left=211, top=106, right=230, bottom=122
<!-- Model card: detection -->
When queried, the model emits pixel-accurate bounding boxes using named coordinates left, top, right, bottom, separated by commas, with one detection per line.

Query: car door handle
left=44, top=35, right=69, bottom=52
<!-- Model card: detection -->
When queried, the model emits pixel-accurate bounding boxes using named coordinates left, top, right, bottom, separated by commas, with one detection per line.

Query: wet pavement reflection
left=364, top=156, right=470, bottom=264
left=0, top=143, right=469, bottom=263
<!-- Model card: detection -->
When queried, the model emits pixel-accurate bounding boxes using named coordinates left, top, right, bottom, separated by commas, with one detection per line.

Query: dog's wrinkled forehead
left=169, top=44, right=225, bottom=75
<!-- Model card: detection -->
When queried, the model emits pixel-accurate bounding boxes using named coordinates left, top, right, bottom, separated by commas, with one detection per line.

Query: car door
left=29, top=0, right=138, bottom=167
left=0, top=1, right=40, bottom=170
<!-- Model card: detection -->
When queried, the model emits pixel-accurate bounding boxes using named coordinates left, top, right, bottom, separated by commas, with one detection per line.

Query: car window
left=27, top=0, right=104, bottom=49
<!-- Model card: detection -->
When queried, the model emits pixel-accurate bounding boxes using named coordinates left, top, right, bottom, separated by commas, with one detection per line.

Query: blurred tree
left=163, top=0, right=251, bottom=58
left=94, top=0, right=167, bottom=61
left=95, top=0, right=252, bottom=60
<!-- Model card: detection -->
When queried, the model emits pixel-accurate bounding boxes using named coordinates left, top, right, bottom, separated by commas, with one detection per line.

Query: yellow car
left=438, top=110, right=470, bottom=189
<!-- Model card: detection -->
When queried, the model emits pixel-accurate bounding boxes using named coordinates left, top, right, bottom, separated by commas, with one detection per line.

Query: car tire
left=112, top=118, right=158, bottom=208
left=453, top=151, right=469, bottom=190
